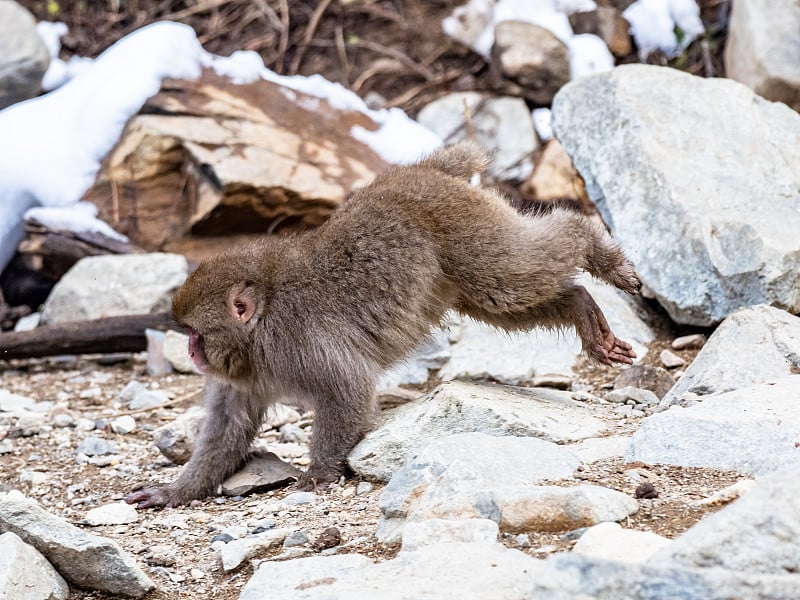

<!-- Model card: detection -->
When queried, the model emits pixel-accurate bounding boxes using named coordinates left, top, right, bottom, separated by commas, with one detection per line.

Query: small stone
left=190, top=568, right=205, bottom=580
left=251, top=518, right=275, bottom=534
left=51, top=412, right=75, bottom=428
left=76, top=436, right=117, bottom=456
left=220, top=528, right=290, bottom=572
left=111, top=415, right=136, bottom=434
left=117, top=381, right=146, bottom=404
left=531, top=373, right=574, bottom=389
left=19, top=470, right=50, bottom=485
left=694, top=480, right=756, bottom=507
left=671, top=334, right=707, bottom=350
left=0, top=390, right=35, bottom=412
left=279, top=423, right=309, bottom=444
left=283, top=531, right=310, bottom=548
left=341, top=487, right=356, bottom=499
left=13, top=312, right=41, bottom=331
left=515, top=533, right=531, bottom=548
left=605, top=386, right=659, bottom=406
left=79, top=387, right=102, bottom=400
left=221, top=525, right=248, bottom=540
left=313, top=527, right=342, bottom=551
left=281, top=492, right=316, bottom=506
left=0, top=440, right=12, bottom=454
left=85, top=502, right=139, bottom=526
left=356, top=481, right=373, bottom=496
left=128, top=389, right=169, bottom=410
left=660, top=349, right=686, bottom=369
left=75, top=418, right=95, bottom=431
left=634, top=482, right=658, bottom=499
left=211, top=533, right=234, bottom=545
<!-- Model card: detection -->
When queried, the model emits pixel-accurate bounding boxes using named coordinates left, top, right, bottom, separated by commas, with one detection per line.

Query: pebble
left=129, top=389, right=169, bottom=410
left=515, top=533, right=531, bottom=548
left=341, top=487, right=356, bottom=499
left=111, top=415, right=137, bottom=434
left=0, top=439, right=12, bottom=454
left=283, top=531, right=310, bottom=547
left=221, top=525, right=248, bottom=540
left=671, top=333, right=707, bottom=350
left=117, top=381, right=147, bottom=404
left=85, top=502, right=139, bottom=526
left=76, top=436, right=118, bottom=456
left=79, top=387, right=102, bottom=400
left=190, top=568, right=205, bottom=580
left=356, top=481, right=373, bottom=495
left=313, top=527, right=342, bottom=551
left=279, top=423, right=310, bottom=444
left=51, top=412, right=75, bottom=428
left=281, top=492, right=316, bottom=506
left=75, top=418, right=95, bottom=431
left=660, top=349, right=686, bottom=369
left=251, top=518, right=276, bottom=534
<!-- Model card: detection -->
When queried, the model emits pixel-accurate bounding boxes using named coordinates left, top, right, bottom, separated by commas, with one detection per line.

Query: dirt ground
left=0, top=337, right=748, bottom=599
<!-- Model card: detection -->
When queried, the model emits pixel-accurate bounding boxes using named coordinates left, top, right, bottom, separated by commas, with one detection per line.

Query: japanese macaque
left=126, top=141, right=639, bottom=508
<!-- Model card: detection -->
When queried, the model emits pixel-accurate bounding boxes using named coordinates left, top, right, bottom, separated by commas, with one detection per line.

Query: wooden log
left=0, top=313, right=179, bottom=360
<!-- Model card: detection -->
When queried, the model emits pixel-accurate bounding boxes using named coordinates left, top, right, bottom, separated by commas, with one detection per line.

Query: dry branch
left=0, top=313, right=178, bottom=360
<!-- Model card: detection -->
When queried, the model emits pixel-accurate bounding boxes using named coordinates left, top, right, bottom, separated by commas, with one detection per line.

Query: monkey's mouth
left=187, top=329, right=210, bottom=374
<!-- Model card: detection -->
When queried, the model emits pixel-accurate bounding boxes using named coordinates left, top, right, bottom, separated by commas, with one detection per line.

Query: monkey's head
left=172, top=255, right=267, bottom=380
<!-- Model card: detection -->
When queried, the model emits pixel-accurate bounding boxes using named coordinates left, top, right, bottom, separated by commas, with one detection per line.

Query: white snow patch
left=624, top=0, right=704, bottom=58
left=567, top=33, right=615, bottom=79
left=25, top=202, right=129, bottom=242
left=351, top=109, right=441, bottom=165
left=206, top=50, right=264, bottom=84
left=532, top=108, right=554, bottom=141
left=36, top=21, right=94, bottom=91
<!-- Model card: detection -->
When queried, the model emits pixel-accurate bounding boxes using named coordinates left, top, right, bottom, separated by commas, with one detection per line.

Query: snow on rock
left=0, top=21, right=439, bottom=275
left=623, top=0, right=704, bottom=58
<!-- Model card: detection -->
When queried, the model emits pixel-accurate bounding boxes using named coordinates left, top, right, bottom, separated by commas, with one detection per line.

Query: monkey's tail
left=417, top=140, right=492, bottom=180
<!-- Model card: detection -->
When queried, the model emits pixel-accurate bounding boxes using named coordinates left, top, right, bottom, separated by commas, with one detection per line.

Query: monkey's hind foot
left=293, top=467, right=341, bottom=493
left=610, top=261, right=642, bottom=296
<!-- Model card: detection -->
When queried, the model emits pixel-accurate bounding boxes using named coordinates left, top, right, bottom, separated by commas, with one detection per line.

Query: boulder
left=416, top=92, right=537, bottom=181
left=349, top=381, right=608, bottom=482
left=40, top=253, right=187, bottom=324
left=725, top=0, right=800, bottom=112
left=491, top=21, right=570, bottom=105
left=0, top=1, right=49, bottom=109
left=661, top=305, right=800, bottom=406
left=552, top=65, right=800, bottom=326
left=626, top=377, right=800, bottom=476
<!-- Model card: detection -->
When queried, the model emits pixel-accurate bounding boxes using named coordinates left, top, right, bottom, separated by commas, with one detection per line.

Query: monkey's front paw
left=613, top=262, right=642, bottom=296
left=125, top=487, right=176, bottom=510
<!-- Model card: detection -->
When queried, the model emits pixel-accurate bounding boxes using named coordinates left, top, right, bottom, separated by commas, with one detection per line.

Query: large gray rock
left=572, top=522, right=670, bottom=564
left=349, top=381, right=608, bottom=482
left=416, top=92, right=537, bottom=181
left=0, top=531, right=69, bottom=600
left=241, top=542, right=538, bottom=600
left=491, top=21, right=570, bottom=105
left=725, top=0, right=800, bottom=112
left=626, top=377, right=800, bottom=476
left=652, top=465, right=800, bottom=575
left=527, top=554, right=800, bottom=600
left=0, top=1, right=49, bottom=109
left=377, top=432, right=636, bottom=542
left=661, top=305, right=800, bottom=406
left=552, top=65, right=800, bottom=326
left=0, top=498, right=154, bottom=598
left=40, top=253, right=188, bottom=324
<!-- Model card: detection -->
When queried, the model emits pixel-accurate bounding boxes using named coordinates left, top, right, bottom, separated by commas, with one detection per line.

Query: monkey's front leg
left=294, top=390, right=375, bottom=491
left=126, top=381, right=263, bottom=509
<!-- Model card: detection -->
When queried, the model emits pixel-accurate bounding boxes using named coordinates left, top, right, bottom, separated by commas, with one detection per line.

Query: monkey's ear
left=227, top=282, right=259, bottom=324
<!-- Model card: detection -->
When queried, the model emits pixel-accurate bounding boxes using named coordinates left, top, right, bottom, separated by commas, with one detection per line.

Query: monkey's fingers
left=608, top=338, right=636, bottom=365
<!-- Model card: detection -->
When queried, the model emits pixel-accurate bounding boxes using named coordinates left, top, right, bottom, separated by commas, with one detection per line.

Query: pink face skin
left=187, top=328, right=209, bottom=373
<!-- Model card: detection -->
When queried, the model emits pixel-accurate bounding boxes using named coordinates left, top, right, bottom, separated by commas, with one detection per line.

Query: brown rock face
left=83, top=69, right=388, bottom=251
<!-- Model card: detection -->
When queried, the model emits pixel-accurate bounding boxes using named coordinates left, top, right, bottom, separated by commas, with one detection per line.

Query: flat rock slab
left=651, top=464, right=800, bottom=575
left=0, top=497, right=154, bottom=598
left=349, top=381, right=609, bottom=482
left=572, top=522, right=670, bottom=564
left=626, top=376, right=800, bottom=476
left=221, top=452, right=302, bottom=496
left=220, top=527, right=290, bottom=572
left=527, top=554, right=800, bottom=600
left=241, top=542, right=538, bottom=600
left=661, top=305, right=800, bottom=406
left=0, top=531, right=69, bottom=600
left=552, top=64, right=800, bottom=326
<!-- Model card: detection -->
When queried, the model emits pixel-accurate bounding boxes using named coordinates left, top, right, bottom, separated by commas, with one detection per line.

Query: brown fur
left=126, top=141, right=639, bottom=508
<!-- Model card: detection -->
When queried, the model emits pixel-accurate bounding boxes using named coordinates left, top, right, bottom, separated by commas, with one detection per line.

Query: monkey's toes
left=126, top=488, right=172, bottom=510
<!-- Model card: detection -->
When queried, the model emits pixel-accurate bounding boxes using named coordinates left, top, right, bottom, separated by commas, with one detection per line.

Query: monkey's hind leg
left=459, top=285, right=636, bottom=366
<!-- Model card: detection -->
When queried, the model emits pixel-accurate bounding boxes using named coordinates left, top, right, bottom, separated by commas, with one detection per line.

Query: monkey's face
left=173, top=262, right=264, bottom=381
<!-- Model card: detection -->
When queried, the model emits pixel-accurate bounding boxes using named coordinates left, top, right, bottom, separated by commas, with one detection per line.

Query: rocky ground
left=0, top=338, right=749, bottom=600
